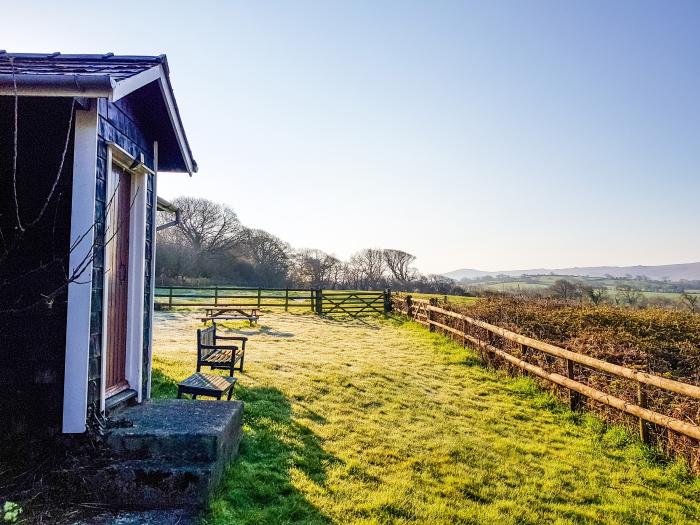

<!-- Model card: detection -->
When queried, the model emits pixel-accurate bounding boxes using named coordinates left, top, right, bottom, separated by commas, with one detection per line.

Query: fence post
left=315, top=288, right=323, bottom=315
left=257, top=287, right=262, bottom=309
left=406, top=295, right=412, bottom=318
left=383, top=288, right=391, bottom=314
left=637, top=382, right=650, bottom=444
left=168, top=287, right=173, bottom=309
left=285, top=288, right=289, bottom=311
left=566, top=359, right=581, bottom=411
left=427, top=307, right=435, bottom=332
left=519, top=344, right=529, bottom=376
left=484, top=330, right=495, bottom=367
left=214, top=285, right=219, bottom=306
left=462, top=318, right=467, bottom=347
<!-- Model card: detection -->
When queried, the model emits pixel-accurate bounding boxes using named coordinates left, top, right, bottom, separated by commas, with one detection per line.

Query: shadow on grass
left=320, top=314, right=382, bottom=329
left=247, top=325, right=296, bottom=338
left=152, top=367, right=335, bottom=524
left=151, top=368, right=179, bottom=399
left=211, top=384, right=337, bottom=524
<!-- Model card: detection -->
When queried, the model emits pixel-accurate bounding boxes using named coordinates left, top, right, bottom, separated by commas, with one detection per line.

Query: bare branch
left=25, top=99, right=76, bottom=229
left=10, top=57, right=23, bottom=232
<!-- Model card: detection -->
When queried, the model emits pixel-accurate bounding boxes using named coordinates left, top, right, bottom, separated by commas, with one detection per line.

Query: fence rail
left=155, top=286, right=316, bottom=311
left=393, top=295, right=700, bottom=445
left=155, top=286, right=392, bottom=316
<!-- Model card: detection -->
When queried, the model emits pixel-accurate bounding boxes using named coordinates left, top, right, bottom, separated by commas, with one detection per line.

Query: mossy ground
left=152, top=311, right=700, bottom=524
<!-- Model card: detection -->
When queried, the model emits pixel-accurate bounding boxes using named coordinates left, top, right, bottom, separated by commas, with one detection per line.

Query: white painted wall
left=62, top=103, right=98, bottom=434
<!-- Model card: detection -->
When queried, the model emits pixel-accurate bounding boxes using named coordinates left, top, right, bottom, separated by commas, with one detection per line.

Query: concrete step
left=107, top=399, right=243, bottom=463
left=91, top=398, right=244, bottom=509
left=72, top=509, right=196, bottom=524
left=91, top=459, right=216, bottom=508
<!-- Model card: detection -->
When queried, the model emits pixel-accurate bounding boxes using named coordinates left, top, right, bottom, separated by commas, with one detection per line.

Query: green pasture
left=152, top=311, right=700, bottom=524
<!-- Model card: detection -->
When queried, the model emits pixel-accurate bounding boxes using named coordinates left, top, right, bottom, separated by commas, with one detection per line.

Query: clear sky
left=5, top=1, right=700, bottom=274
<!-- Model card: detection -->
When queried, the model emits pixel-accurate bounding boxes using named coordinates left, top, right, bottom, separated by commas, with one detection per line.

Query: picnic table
left=200, top=307, right=260, bottom=326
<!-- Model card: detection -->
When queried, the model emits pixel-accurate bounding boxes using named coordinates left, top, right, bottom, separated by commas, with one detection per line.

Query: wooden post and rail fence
left=154, top=286, right=393, bottom=317
left=393, top=294, right=700, bottom=448
left=154, top=287, right=699, bottom=448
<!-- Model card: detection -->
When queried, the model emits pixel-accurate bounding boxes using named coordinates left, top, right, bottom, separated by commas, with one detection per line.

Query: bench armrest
left=216, top=335, right=248, bottom=342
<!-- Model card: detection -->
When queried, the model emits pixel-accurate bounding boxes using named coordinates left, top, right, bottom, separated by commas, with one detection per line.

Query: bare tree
left=382, top=249, right=417, bottom=284
left=548, top=279, right=581, bottom=301
left=327, top=260, right=349, bottom=289
left=422, top=274, right=457, bottom=295
left=349, top=248, right=387, bottom=290
left=153, top=195, right=469, bottom=295
left=680, top=292, right=698, bottom=313
left=616, top=285, right=643, bottom=307
left=171, top=197, right=245, bottom=264
left=291, top=249, right=342, bottom=288
left=242, top=229, right=291, bottom=286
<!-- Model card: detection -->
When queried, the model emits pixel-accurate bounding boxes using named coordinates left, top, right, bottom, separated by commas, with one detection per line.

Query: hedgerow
left=412, top=296, right=700, bottom=471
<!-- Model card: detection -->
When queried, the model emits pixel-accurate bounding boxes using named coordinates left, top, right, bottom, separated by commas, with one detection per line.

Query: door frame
left=100, top=143, right=150, bottom=411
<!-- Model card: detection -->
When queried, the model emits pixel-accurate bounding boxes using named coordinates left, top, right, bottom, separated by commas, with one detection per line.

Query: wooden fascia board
left=110, top=65, right=162, bottom=102
left=156, top=73, right=195, bottom=175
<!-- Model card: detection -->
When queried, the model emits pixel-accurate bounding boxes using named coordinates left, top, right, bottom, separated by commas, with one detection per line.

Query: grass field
left=463, top=276, right=700, bottom=304
left=406, top=292, right=478, bottom=306
left=152, top=311, right=700, bottom=524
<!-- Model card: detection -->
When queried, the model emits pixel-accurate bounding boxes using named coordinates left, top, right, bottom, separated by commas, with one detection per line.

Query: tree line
left=544, top=278, right=698, bottom=312
left=156, top=197, right=464, bottom=294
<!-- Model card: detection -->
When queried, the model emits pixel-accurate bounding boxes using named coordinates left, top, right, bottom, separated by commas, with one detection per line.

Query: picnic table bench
left=200, top=307, right=260, bottom=326
left=177, top=372, right=237, bottom=400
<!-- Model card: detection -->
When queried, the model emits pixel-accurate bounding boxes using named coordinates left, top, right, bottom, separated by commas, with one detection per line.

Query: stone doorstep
left=93, top=399, right=243, bottom=510
left=107, top=399, right=243, bottom=463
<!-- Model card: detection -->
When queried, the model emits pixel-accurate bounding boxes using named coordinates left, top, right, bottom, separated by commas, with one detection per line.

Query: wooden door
left=105, top=165, right=131, bottom=397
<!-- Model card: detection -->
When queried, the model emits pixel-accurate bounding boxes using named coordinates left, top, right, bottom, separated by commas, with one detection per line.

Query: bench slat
left=177, top=372, right=237, bottom=400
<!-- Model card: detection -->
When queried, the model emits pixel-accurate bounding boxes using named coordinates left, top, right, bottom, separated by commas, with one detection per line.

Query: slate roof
left=0, top=52, right=197, bottom=174
left=0, top=53, right=164, bottom=83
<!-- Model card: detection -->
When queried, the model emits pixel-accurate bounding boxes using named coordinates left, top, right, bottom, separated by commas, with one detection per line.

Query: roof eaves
left=0, top=52, right=162, bottom=63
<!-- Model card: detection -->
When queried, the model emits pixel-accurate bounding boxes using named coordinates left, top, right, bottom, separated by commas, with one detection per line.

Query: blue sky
left=5, top=1, right=700, bottom=273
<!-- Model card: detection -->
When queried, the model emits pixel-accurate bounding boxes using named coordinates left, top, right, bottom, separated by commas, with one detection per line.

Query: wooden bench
left=200, top=308, right=260, bottom=326
left=197, top=324, right=248, bottom=376
left=177, top=372, right=237, bottom=400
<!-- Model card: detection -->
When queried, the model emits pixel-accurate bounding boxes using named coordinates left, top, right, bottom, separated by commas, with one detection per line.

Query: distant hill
left=444, top=262, right=700, bottom=282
